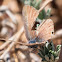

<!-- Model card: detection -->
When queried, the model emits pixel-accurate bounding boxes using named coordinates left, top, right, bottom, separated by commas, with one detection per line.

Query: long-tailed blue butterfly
left=22, top=0, right=54, bottom=44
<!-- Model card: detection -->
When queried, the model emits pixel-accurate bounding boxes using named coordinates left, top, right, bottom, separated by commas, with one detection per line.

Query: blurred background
left=0, top=0, right=62, bottom=62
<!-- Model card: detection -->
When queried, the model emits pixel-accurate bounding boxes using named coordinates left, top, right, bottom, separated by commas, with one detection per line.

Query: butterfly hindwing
left=37, top=19, right=54, bottom=41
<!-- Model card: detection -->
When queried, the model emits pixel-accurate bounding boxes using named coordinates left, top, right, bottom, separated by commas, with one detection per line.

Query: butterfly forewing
left=37, top=19, right=54, bottom=41
left=22, top=5, right=39, bottom=40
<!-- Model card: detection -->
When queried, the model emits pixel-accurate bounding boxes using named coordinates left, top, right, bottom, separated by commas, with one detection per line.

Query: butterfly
left=22, top=0, right=54, bottom=44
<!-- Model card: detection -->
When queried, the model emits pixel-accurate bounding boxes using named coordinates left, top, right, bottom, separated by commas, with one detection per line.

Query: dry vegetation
left=0, top=0, right=62, bottom=62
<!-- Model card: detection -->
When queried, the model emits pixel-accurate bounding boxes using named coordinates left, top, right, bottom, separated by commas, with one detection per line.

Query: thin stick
left=13, top=53, right=19, bottom=62
left=38, top=0, right=52, bottom=13
left=17, top=41, right=45, bottom=46
left=17, top=51, right=26, bottom=59
left=4, top=53, right=11, bottom=62
left=0, top=6, right=17, bottom=24
left=0, top=27, right=24, bottom=59
left=0, top=39, right=45, bottom=50
left=0, top=50, right=5, bottom=55
left=0, top=6, right=8, bottom=11
left=6, top=10, right=17, bottom=24
left=0, top=27, right=24, bottom=50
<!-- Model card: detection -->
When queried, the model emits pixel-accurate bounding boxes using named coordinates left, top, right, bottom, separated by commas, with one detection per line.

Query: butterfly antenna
left=38, top=0, right=52, bottom=13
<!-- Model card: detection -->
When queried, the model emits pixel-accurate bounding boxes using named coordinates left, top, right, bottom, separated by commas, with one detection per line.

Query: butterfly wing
left=36, top=19, right=54, bottom=41
left=22, top=5, right=39, bottom=40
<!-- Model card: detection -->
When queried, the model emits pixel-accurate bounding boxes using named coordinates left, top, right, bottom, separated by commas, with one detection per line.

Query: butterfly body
left=28, top=38, right=38, bottom=48
left=29, top=39, right=36, bottom=43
